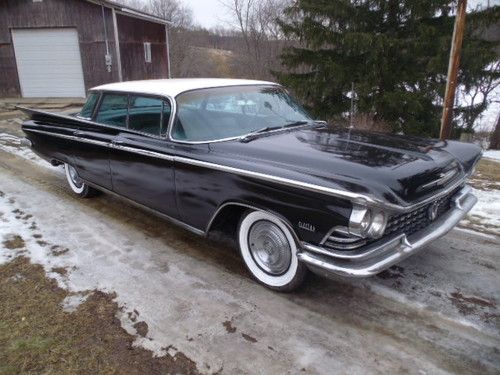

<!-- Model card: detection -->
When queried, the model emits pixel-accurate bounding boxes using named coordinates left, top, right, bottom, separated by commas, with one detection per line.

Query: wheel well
left=206, top=203, right=300, bottom=245
left=207, top=204, right=248, bottom=238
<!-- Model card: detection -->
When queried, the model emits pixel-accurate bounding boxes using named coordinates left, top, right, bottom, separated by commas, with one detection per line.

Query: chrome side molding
left=24, top=127, right=470, bottom=214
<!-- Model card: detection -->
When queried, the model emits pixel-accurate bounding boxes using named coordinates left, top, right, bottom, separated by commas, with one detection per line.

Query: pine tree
left=276, top=0, right=499, bottom=137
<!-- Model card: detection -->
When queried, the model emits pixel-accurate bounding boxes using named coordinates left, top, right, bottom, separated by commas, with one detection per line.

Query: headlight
left=349, top=205, right=387, bottom=239
left=366, top=211, right=387, bottom=238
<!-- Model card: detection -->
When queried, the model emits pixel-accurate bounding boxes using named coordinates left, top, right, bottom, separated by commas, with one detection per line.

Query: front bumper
left=297, top=186, right=477, bottom=278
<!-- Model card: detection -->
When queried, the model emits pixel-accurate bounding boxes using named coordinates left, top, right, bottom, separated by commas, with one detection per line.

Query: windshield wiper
left=282, top=120, right=310, bottom=128
left=238, top=121, right=311, bottom=143
left=239, top=126, right=281, bottom=143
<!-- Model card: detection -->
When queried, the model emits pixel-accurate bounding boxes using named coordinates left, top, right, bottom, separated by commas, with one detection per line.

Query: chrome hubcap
left=248, top=220, right=291, bottom=275
left=68, top=165, right=83, bottom=188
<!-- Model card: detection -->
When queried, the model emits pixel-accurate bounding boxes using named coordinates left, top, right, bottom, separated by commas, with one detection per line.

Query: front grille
left=385, top=189, right=458, bottom=238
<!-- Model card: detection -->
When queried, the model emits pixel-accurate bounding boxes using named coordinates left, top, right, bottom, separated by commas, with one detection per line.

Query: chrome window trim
left=95, top=90, right=175, bottom=140
left=23, top=127, right=470, bottom=214
left=166, top=84, right=312, bottom=145
left=18, top=92, right=175, bottom=142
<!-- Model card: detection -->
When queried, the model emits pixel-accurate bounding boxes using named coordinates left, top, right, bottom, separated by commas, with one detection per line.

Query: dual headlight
left=349, top=205, right=387, bottom=239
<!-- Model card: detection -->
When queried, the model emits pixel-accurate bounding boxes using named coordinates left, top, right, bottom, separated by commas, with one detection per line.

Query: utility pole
left=350, top=82, right=355, bottom=128
left=440, top=0, right=467, bottom=140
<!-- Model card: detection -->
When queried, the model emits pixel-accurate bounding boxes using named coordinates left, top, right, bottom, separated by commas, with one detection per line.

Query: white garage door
left=12, top=28, right=86, bottom=98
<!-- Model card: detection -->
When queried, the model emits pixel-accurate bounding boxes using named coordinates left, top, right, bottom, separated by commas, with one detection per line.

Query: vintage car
left=20, top=78, right=481, bottom=291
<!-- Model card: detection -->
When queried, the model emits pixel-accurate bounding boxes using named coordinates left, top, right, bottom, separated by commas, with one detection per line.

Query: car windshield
left=171, top=85, right=313, bottom=142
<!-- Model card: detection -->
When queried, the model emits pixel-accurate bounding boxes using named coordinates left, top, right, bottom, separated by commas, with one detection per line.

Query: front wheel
left=64, top=163, right=99, bottom=198
left=238, top=210, right=307, bottom=292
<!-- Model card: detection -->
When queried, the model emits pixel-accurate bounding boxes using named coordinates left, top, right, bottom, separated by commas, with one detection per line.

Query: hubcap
left=68, top=165, right=84, bottom=188
left=248, top=220, right=291, bottom=275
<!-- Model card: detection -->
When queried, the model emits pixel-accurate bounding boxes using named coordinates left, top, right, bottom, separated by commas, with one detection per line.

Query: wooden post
left=112, top=7, right=123, bottom=82
left=165, top=25, right=171, bottom=79
left=440, top=0, right=467, bottom=140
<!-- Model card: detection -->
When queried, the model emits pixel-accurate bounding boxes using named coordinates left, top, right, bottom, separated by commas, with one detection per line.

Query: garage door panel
left=12, top=28, right=86, bottom=98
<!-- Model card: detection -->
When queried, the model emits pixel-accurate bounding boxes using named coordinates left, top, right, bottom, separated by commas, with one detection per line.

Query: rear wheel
left=64, top=163, right=98, bottom=198
left=238, top=210, right=307, bottom=292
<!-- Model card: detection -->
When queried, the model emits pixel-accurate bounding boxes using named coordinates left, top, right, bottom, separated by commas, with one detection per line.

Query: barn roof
left=86, top=0, right=171, bottom=25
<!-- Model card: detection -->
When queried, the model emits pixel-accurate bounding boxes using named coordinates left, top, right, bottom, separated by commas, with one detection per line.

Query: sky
left=187, top=0, right=500, bottom=29
left=188, top=0, right=232, bottom=29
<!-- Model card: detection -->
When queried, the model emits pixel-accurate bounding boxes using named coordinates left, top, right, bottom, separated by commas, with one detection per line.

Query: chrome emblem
left=298, top=221, right=316, bottom=232
left=427, top=202, right=439, bottom=221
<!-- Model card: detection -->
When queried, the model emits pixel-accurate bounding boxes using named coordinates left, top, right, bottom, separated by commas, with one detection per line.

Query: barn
left=0, top=0, right=171, bottom=98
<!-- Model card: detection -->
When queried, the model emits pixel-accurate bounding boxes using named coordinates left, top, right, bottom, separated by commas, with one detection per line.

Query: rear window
left=79, top=92, right=98, bottom=119
left=95, top=94, right=128, bottom=127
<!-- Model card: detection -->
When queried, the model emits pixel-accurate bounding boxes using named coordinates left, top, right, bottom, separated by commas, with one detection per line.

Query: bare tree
left=220, top=0, right=291, bottom=80
left=490, top=113, right=500, bottom=149
left=457, top=61, right=500, bottom=133
left=118, top=0, right=192, bottom=28
left=147, top=0, right=193, bottom=28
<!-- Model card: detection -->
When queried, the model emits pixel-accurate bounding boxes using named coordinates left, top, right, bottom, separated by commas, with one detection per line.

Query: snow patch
left=61, top=292, right=90, bottom=312
left=461, top=187, right=500, bottom=235
left=482, top=149, right=500, bottom=162
left=0, top=132, right=61, bottom=171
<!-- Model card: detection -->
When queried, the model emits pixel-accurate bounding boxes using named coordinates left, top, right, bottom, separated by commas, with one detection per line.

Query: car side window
left=79, top=92, right=98, bottom=119
left=95, top=94, right=128, bottom=127
left=128, top=96, right=164, bottom=135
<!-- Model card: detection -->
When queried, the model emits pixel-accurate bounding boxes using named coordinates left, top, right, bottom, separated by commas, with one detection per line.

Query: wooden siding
left=117, top=14, right=168, bottom=81
left=0, top=0, right=167, bottom=97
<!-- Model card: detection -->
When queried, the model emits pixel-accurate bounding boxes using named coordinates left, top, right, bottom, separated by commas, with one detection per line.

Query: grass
left=0, top=257, right=201, bottom=375
left=469, top=158, right=500, bottom=191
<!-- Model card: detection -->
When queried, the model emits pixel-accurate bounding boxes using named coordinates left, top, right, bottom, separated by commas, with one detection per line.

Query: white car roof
left=92, top=78, right=278, bottom=98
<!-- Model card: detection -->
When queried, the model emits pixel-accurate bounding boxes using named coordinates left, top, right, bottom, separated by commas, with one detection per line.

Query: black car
left=20, top=78, right=481, bottom=291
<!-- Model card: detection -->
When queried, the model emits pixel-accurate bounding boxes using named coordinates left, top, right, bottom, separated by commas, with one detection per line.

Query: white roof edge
left=91, top=78, right=280, bottom=97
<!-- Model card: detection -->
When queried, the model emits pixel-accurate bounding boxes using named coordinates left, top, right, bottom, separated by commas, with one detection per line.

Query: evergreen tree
left=276, top=0, right=499, bottom=137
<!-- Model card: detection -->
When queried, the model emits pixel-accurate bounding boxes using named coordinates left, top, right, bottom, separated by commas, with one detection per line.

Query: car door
left=108, top=95, right=179, bottom=219
left=70, top=91, right=119, bottom=190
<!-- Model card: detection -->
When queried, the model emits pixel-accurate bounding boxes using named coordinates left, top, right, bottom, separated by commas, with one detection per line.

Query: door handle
left=73, top=130, right=85, bottom=136
left=112, top=139, right=124, bottom=145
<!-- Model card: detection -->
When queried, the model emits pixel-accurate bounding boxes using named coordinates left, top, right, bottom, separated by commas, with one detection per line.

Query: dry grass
left=469, top=159, right=500, bottom=191
left=0, top=257, right=201, bottom=375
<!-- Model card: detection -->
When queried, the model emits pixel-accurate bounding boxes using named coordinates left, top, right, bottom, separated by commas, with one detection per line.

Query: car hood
left=208, top=125, right=481, bottom=206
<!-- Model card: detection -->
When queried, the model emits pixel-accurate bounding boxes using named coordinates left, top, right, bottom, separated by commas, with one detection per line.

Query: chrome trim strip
left=112, top=143, right=175, bottom=161
left=83, top=181, right=204, bottom=236
left=417, top=168, right=458, bottom=192
left=323, top=241, right=367, bottom=250
left=24, top=128, right=470, bottom=213
left=26, top=128, right=110, bottom=147
left=173, top=155, right=378, bottom=205
left=25, top=129, right=175, bottom=162
left=297, top=187, right=477, bottom=277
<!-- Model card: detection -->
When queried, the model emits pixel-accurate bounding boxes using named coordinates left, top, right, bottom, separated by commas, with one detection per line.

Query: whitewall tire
left=238, top=210, right=307, bottom=291
left=64, top=163, right=98, bottom=198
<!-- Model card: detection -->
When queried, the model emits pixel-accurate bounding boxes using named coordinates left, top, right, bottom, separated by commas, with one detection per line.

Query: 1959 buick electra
left=20, top=78, right=481, bottom=291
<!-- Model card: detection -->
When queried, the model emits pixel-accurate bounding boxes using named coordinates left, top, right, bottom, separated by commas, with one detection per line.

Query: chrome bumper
left=297, top=186, right=477, bottom=278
